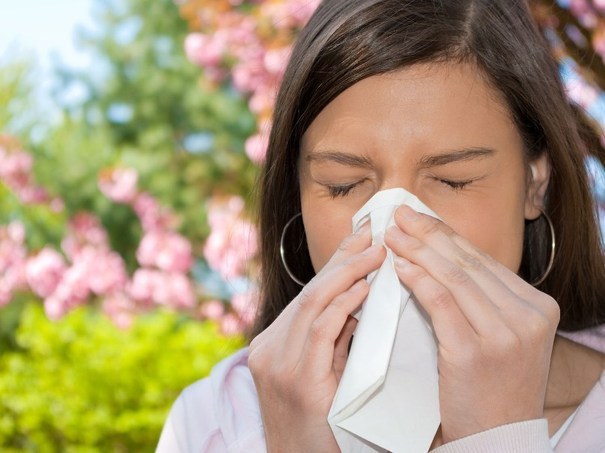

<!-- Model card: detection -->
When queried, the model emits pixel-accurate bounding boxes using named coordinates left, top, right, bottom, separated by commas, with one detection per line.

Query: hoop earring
left=280, top=213, right=307, bottom=287
left=530, top=208, right=556, bottom=287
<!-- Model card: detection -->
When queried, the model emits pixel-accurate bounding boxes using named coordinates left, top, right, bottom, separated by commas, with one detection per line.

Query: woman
left=157, top=0, right=605, bottom=451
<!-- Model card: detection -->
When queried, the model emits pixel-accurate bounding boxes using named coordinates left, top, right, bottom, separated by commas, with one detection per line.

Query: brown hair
left=253, top=0, right=605, bottom=336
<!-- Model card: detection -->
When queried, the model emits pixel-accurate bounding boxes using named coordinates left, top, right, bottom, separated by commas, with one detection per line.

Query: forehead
left=301, top=62, right=520, bottom=157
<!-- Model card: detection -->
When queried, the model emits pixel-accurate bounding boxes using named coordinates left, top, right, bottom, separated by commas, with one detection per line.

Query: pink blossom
left=43, top=261, right=92, bottom=320
left=232, top=56, right=267, bottom=95
left=565, top=75, right=598, bottom=108
left=163, top=272, right=196, bottom=308
left=0, top=149, right=32, bottom=184
left=220, top=313, right=243, bottom=336
left=82, top=247, right=128, bottom=295
left=44, top=294, right=70, bottom=320
left=200, top=299, right=225, bottom=320
left=569, top=0, right=597, bottom=27
left=98, top=167, right=139, bottom=204
left=0, top=287, right=10, bottom=307
left=261, top=0, right=320, bottom=29
left=7, top=221, right=25, bottom=243
left=594, top=0, right=605, bottom=13
left=150, top=272, right=194, bottom=308
left=248, top=84, right=278, bottom=115
left=103, top=292, right=137, bottom=329
left=51, top=260, right=92, bottom=303
left=263, top=47, right=291, bottom=76
left=129, top=268, right=158, bottom=304
left=0, top=148, right=50, bottom=205
left=26, top=247, right=67, bottom=298
left=204, top=196, right=258, bottom=279
left=129, top=269, right=196, bottom=308
left=244, top=131, right=269, bottom=163
left=61, top=213, right=109, bottom=259
left=136, top=231, right=193, bottom=273
left=0, top=221, right=28, bottom=305
left=17, top=186, right=49, bottom=204
left=133, top=192, right=172, bottom=232
left=231, top=290, right=259, bottom=326
left=184, top=32, right=227, bottom=68
left=50, top=198, right=65, bottom=212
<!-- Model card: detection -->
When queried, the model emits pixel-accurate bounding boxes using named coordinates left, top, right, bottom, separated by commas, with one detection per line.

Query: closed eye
left=326, top=182, right=360, bottom=198
left=439, top=178, right=474, bottom=191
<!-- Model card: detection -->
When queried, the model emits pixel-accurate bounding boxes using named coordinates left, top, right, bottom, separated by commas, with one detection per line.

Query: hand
left=384, top=205, right=560, bottom=444
left=248, top=222, right=386, bottom=452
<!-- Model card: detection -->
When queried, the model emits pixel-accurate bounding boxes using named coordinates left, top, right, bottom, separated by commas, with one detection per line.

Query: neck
left=544, top=335, right=605, bottom=411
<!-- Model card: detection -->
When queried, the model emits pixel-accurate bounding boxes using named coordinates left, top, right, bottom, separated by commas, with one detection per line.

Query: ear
left=524, top=152, right=551, bottom=220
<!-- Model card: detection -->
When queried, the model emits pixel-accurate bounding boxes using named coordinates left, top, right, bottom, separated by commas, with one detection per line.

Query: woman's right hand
left=248, top=222, right=385, bottom=453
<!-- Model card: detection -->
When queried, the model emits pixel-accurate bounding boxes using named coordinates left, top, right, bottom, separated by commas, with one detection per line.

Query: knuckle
left=524, top=309, right=555, bottom=339
left=247, top=345, right=267, bottom=377
left=443, top=265, right=470, bottom=285
left=337, top=234, right=358, bottom=253
left=431, top=287, right=453, bottom=310
left=327, top=297, right=349, bottom=318
left=419, top=216, right=442, bottom=237
left=495, top=330, right=523, bottom=354
left=308, top=319, right=329, bottom=344
left=295, top=284, right=317, bottom=311
left=402, top=263, right=427, bottom=282
left=541, top=295, right=561, bottom=324
left=455, top=252, right=483, bottom=272
left=458, top=343, right=481, bottom=366
left=402, top=236, right=424, bottom=253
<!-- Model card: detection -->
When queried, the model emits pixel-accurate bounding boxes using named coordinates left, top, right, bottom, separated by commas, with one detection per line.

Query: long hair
left=254, top=0, right=605, bottom=336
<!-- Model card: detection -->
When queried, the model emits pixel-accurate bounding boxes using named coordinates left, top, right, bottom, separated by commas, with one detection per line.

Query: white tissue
left=327, top=188, right=441, bottom=453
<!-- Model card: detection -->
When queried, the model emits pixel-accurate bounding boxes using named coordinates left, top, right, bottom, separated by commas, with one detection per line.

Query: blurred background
left=0, top=0, right=604, bottom=450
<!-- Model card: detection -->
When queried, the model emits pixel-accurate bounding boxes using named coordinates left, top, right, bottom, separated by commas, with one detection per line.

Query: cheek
left=445, top=198, right=526, bottom=272
left=301, top=200, right=354, bottom=272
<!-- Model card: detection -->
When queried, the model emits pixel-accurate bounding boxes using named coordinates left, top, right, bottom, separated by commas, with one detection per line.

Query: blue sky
left=0, top=0, right=94, bottom=68
left=0, top=0, right=95, bottom=130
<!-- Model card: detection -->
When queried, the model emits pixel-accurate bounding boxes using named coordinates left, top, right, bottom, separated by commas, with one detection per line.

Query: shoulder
left=156, top=348, right=266, bottom=453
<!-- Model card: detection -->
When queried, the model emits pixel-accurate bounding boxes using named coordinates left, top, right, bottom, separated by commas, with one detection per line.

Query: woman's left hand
left=383, top=205, right=560, bottom=444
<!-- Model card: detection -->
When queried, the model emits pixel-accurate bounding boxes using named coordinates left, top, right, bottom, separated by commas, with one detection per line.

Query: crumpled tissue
left=328, top=188, right=441, bottom=453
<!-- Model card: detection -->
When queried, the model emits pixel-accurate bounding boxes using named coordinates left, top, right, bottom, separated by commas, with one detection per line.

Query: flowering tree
left=178, top=0, right=320, bottom=163
left=177, top=0, right=605, bottom=232
left=3, top=0, right=605, bottom=334
left=0, top=134, right=259, bottom=332
left=0, top=0, right=264, bottom=335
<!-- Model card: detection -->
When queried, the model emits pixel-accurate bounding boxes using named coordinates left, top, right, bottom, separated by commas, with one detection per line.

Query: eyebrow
left=306, top=151, right=373, bottom=168
left=418, top=147, right=496, bottom=167
left=305, top=146, right=496, bottom=168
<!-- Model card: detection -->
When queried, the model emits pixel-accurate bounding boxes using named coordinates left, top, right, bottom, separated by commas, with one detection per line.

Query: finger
left=321, top=220, right=372, bottom=272
left=393, top=255, right=475, bottom=350
left=385, top=225, right=503, bottom=336
left=394, top=205, right=557, bottom=318
left=392, top=205, right=520, bottom=312
left=333, top=315, right=357, bottom=381
left=280, top=244, right=385, bottom=356
left=298, top=279, right=369, bottom=379
left=452, top=234, right=557, bottom=314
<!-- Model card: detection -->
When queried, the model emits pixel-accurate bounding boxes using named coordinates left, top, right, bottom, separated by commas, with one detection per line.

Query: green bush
left=0, top=302, right=244, bottom=452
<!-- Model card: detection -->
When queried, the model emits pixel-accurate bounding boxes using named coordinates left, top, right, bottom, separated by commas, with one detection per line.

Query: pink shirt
left=157, top=330, right=605, bottom=452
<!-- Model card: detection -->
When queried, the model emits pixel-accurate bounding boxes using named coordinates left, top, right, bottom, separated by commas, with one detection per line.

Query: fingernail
left=385, top=225, right=402, bottom=239
left=356, top=220, right=371, bottom=233
left=351, top=280, right=367, bottom=292
left=394, top=255, right=411, bottom=270
left=363, top=244, right=382, bottom=255
left=400, top=205, right=420, bottom=221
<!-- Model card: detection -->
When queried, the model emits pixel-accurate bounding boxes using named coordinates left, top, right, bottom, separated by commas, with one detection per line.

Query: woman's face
left=299, top=62, right=549, bottom=273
